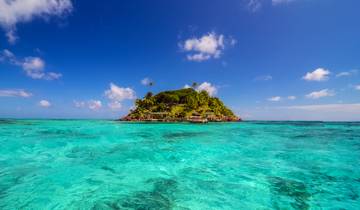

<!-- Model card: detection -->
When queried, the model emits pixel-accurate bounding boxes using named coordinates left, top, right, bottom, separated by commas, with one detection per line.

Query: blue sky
left=0, top=0, right=359, bottom=120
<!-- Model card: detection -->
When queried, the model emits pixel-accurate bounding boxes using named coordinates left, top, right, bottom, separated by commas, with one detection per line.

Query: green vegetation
left=122, top=88, right=240, bottom=121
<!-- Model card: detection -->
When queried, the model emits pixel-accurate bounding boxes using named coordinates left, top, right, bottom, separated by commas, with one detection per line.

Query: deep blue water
left=0, top=120, right=359, bottom=209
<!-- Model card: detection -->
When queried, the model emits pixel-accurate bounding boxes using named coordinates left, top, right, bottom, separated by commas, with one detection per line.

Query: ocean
left=0, top=120, right=359, bottom=209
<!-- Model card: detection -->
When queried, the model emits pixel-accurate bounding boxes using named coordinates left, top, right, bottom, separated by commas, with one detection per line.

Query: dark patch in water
left=292, top=134, right=312, bottom=139
left=162, top=131, right=207, bottom=140
left=131, top=132, right=155, bottom=139
left=250, top=121, right=325, bottom=127
left=0, top=119, right=35, bottom=126
left=66, top=146, right=98, bottom=160
left=0, top=119, right=17, bottom=125
left=94, top=178, right=177, bottom=210
left=38, top=129, right=96, bottom=139
left=101, top=166, right=116, bottom=173
left=268, top=176, right=311, bottom=210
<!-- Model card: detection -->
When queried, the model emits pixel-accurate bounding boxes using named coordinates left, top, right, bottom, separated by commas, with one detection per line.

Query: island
left=121, top=88, right=241, bottom=123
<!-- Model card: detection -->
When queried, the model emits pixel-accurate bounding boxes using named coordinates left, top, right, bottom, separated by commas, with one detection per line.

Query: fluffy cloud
left=180, top=32, right=235, bottom=62
left=196, top=82, right=217, bottom=96
left=268, top=96, right=281, bottom=102
left=0, top=0, right=73, bottom=43
left=303, top=68, right=330, bottom=81
left=305, top=89, right=335, bottom=99
left=1, top=49, right=62, bottom=80
left=39, top=99, right=51, bottom=107
left=0, top=89, right=32, bottom=97
left=104, top=83, right=136, bottom=111
left=105, top=83, right=136, bottom=101
left=88, top=100, right=102, bottom=110
left=355, top=85, right=360, bottom=91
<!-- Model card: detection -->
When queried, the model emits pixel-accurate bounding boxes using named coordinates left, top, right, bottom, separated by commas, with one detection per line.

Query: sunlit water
left=0, top=120, right=359, bottom=209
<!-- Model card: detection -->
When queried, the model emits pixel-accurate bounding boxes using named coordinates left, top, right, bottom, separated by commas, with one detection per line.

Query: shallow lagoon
left=0, top=120, right=359, bottom=209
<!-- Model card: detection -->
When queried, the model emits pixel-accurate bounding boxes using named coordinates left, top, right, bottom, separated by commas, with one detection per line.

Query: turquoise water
left=0, top=120, right=359, bottom=209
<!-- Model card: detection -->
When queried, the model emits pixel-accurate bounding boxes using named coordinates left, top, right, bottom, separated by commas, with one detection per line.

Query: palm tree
left=191, top=82, right=198, bottom=89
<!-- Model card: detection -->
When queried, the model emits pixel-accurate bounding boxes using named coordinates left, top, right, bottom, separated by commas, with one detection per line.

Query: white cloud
left=355, top=85, right=360, bottom=91
left=303, top=68, right=330, bottom=81
left=39, top=99, right=51, bottom=107
left=0, top=89, right=32, bottom=97
left=183, top=84, right=191, bottom=89
left=287, top=96, right=296, bottom=100
left=1, top=50, right=62, bottom=80
left=336, top=70, right=358, bottom=77
left=88, top=100, right=102, bottom=110
left=272, top=0, right=295, bottom=5
left=268, top=96, right=281, bottom=102
left=196, top=82, right=217, bottom=96
left=286, top=103, right=360, bottom=113
left=0, top=0, right=73, bottom=43
left=180, top=32, right=234, bottom=62
left=306, top=89, right=335, bottom=99
left=105, top=83, right=136, bottom=101
left=104, top=83, right=136, bottom=111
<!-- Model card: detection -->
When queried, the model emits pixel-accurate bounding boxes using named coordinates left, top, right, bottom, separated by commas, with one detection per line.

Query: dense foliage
left=125, top=88, right=238, bottom=120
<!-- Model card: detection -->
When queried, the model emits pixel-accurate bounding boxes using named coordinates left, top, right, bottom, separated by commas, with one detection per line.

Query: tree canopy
left=124, top=88, right=238, bottom=121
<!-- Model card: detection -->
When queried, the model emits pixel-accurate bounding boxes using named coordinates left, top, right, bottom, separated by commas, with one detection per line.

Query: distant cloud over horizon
left=268, top=96, right=281, bottom=102
left=39, top=100, right=51, bottom=108
left=88, top=100, right=102, bottom=110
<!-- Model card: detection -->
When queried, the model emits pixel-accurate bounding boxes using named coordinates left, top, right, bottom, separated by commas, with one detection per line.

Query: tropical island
left=121, top=87, right=241, bottom=122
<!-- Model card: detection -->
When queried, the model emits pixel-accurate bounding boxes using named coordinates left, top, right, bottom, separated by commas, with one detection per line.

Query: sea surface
left=0, top=120, right=359, bottom=209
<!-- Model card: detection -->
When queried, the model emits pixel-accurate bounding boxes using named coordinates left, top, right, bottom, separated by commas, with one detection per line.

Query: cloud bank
left=0, top=0, right=73, bottom=43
